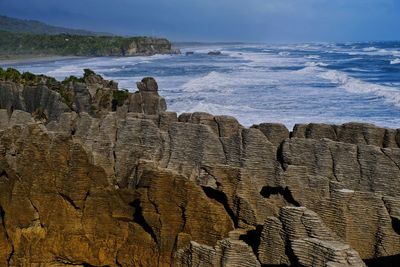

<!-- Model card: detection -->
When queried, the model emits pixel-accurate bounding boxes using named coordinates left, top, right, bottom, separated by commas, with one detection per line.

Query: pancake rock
left=0, top=70, right=399, bottom=266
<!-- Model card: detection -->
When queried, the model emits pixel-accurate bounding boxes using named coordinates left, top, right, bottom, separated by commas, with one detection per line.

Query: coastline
left=0, top=55, right=84, bottom=65
left=0, top=71, right=399, bottom=266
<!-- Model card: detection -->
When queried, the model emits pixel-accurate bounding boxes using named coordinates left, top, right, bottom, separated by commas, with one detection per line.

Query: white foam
left=45, top=64, right=83, bottom=78
left=347, top=67, right=369, bottom=72
left=346, top=48, right=398, bottom=57
left=305, top=55, right=320, bottom=59
left=181, top=71, right=235, bottom=92
left=235, top=51, right=305, bottom=67
left=320, top=69, right=400, bottom=106
left=181, top=70, right=270, bottom=93
left=294, top=66, right=320, bottom=74
left=183, top=102, right=257, bottom=115
left=305, top=61, right=329, bottom=67
left=363, top=46, right=378, bottom=52
left=390, top=58, right=400, bottom=65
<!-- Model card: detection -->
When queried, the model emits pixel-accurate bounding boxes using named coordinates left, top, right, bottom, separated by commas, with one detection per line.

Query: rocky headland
left=0, top=68, right=400, bottom=266
left=0, top=31, right=179, bottom=58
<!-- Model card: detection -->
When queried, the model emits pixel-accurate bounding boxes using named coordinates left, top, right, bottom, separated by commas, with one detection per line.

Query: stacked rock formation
left=0, top=70, right=399, bottom=266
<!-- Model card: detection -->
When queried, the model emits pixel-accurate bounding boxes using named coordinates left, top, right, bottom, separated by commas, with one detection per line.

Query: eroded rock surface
left=0, top=72, right=399, bottom=266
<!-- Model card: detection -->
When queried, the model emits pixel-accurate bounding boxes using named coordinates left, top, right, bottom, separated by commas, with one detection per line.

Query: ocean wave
left=182, top=101, right=258, bottom=115
left=390, top=58, right=400, bottom=65
left=294, top=66, right=320, bottom=74
left=346, top=67, right=369, bottom=72
left=304, top=55, right=320, bottom=59
left=235, top=51, right=305, bottom=67
left=363, top=46, right=378, bottom=52
left=294, top=65, right=400, bottom=106
left=278, top=51, right=290, bottom=56
left=45, top=64, right=84, bottom=78
left=305, top=61, right=329, bottom=67
left=320, top=69, right=400, bottom=106
left=181, top=69, right=274, bottom=93
left=346, top=48, right=397, bottom=56
left=181, top=71, right=255, bottom=93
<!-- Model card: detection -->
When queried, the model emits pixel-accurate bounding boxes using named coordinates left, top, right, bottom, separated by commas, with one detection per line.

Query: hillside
left=0, top=30, right=177, bottom=57
left=0, top=15, right=107, bottom=35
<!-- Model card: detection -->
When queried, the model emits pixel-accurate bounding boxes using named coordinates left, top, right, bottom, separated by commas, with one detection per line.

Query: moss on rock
left=112, top=90, right=129, bottom=107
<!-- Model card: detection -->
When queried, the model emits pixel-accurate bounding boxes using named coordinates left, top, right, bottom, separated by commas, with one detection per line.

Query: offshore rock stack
left=0, top=69, right=400, bottom=266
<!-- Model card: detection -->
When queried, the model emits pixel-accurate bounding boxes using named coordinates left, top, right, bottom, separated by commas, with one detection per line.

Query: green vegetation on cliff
left=0, top=67, right=56, bottom=85
left=0, top=30, right=174, bottom=57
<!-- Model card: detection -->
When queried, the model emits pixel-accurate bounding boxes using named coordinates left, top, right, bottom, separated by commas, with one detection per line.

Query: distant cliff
left=1, top=69, right=400, bottom=266
left=0, top=30, right=179, bottom=57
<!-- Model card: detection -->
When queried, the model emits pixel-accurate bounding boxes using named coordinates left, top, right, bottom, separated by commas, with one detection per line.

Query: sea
left=4, top=42, right=400, bottom=130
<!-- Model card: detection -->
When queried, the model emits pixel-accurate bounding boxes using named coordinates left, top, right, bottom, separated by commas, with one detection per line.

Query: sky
left=0, top=0, right=399, bottom=42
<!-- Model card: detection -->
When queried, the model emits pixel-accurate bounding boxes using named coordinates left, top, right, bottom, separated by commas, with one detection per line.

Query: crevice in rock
left=239, top=225, right=263, bottom=261
left=383, top=130, right=392, bottom=148
left=28, top=198, right=43, bottom=227
left=304, top=125, right=312, bottom=139
left=0, top=169, right=9, bottom=179
left=199, top=167, right=220, bottom=188
left=59, top=193, right=80, bottom=210
left=115, top=257, right=123, bottom=267
left=83, top=190, right=90, bottom=202
left=201, top=186, right=238, bottom=228
left=328, top=147, right=339, bottom=181
left=260, top=265, right=290, bottom=267
left=283, top=240, right=303, bottom=267
left=332, top=125, right=339, bottom=141
left=112, top=119, right=119, bottom=184
left=276, top=141, right=286, bottom=171
left=260, top=186, right=300, bottom=207
left=129, top=199, right=158, bottom=245
left=239, top=129, right=247, bottom=168
left=111, top=99, right=118, bottom=112
left=113, top=149, right=117, bottom=174
left=165, top=128, right=173, bottom=169
left=214, top=117, right=228, bottom=164
left=356, top=146, right=363, bottom=185
left=171, top=203, right=187, bottom=261
left=129, top=165, right=140, bottom=189
left=382, top=199, right=400, bottom=236
left=279, top=226, right=303, bottom=267
left=1, top=205, right=15, bottom=266
left=364, top=254, right=400, bottom=267
left=380, top=148, right=400, bottom=172
left=390, top=217, right=400, bottom=235
left=56, top=257, right=102, bottom=266
left=7, top=248, right=14, bottom=267
left=179, top=204, right=187, bottom=233
left=80, top=190, right=90, bottom=214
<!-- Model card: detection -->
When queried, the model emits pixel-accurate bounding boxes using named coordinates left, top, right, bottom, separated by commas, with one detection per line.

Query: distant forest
left=0, top=31, right=147, bottom=57
left=0, top=15, right=109, bottom=36
left=0, top=15, right=173, bottom=58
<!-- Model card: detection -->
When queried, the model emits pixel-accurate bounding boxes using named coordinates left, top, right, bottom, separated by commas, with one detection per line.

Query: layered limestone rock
left=258, top=207, right=366, bottom=266
left=0, top=68, right=167, bottom=121
left=126, top=37, right=179, bottom=56
left=0, top=72, right=399, bottom=266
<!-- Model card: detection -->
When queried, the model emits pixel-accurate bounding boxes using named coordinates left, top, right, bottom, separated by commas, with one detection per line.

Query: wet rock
left=208, top=51, right=222, bottom=56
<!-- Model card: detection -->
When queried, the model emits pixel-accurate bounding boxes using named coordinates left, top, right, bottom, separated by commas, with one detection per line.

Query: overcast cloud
left=0, top=0, right=399, bottom=42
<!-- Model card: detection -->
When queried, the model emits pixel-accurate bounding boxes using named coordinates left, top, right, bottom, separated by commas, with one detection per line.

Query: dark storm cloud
left=0, top=0, right=399, bottom=42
